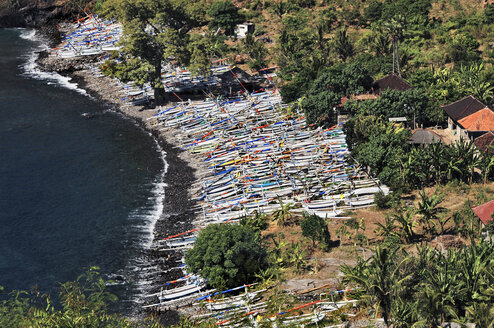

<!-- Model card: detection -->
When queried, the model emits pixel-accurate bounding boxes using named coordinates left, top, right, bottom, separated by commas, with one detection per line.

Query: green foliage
left=207, top=0, right=243, bottom=36
left=381, top=0, right=432, bottom=21
left=272, top=198, right=294, bottom=226
left=240, top=211, right=269, bottom=233
left=310, top=63, right=373, bottom=97
left=297, top=62, right=373, bottom=125
left=417, top=187, right=445, bottom=237
left=242, top=33, right=268, bottom=70
left=392, top=208, right=417, bottom=243
left=100, top=0, right=207, bottom=104
left=185, top=224, right=267, bottom=289
left=333, top=28, right=355, bottom=62
left=342, top=240, right=494, bottom=327
left=374, top=190, right=401, bottom=210
left=346, top=88, right=440, bottom=127
left=348, top=118, right=410, bottom=189
left=448, top=31, right=481, bottom=66
left=485, top=4, right=494, bottom=24
left=341, top=246, right=411, bottom=327
left=300, top=212, right=331, bottom=250
left=0, top=267, right=162, bottom=328
left=301, top=90, right=340, bottom=126
left=364, top=1, right=383, bottom=23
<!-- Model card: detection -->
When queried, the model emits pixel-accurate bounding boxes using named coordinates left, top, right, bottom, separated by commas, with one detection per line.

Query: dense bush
left=0, top=268, right=163, bottom=328
left=207, top=0, right=243, bottom=36
left=300, top=212, right=331, bottom=250
left=185, top=224, right=267, bottom=289
left=341, top=241, right=494, bottom=327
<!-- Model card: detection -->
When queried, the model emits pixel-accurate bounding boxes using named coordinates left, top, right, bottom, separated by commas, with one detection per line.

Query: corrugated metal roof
left=407, top=129, right=443, bottom=144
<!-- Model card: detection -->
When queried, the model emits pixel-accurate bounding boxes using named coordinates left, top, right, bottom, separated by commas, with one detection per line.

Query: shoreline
left=34, top=37, right=207, bottom=322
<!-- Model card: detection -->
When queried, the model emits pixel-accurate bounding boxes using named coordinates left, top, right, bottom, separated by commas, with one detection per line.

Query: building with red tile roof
left=474, top=131, right=494, bottom=154
left=442, top=95, right=494, bottom=140
left=472, top=199, right=494, bottom=226
left=457, top=107, right=494, bottom=131
left=442, top=95, right=486, bottom=123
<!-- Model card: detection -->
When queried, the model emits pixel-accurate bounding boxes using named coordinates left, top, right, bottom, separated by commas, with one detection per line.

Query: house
left=474, top=131, right=494, bottom=154
left=372, top=73, right=414, bottom=94
left=441, top=95, right=493, bottom=140
left=407, top=129, right=443, bottom=145
left=217, top=66, right=258, bottom=94
left=235, top=23, right=255, bottom=38
left=471, top=199, right=494, bottom=239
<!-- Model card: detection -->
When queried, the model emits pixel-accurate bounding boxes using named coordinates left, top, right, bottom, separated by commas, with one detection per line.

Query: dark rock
left=0, top=0, right=80, bottom=28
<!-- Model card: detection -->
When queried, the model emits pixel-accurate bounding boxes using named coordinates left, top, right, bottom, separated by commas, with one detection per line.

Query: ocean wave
left=17, top=28, right=89, bottom=96
left=135, top=138, right=168, bottom=249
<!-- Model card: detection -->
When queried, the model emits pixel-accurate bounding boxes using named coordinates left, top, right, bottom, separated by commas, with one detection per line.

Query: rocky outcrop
left=0, top=0, right=83, bottom=28
left=36, top=50, right=99, bottom=73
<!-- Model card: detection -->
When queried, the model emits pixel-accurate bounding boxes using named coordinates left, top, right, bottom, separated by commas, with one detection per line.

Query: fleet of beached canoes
left=149, top=91, right=388, bottom=238
left=54, top=15, right=122, bottom=58
left=52, top=15, right=387, bottom=326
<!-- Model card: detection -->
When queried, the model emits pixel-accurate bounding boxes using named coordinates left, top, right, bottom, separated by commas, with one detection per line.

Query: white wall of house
left=235, top=23, right=255, bottom=38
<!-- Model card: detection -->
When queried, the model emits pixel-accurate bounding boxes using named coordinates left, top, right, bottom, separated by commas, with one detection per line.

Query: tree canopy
left=185, top=224, right=267, bottom=289
left=207, top=0, right=243, bottom=36
left=100, top=0, right=208, bottom=104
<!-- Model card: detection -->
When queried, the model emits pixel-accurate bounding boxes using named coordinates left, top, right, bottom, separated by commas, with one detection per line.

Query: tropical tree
left=207, top=0, right=243, bottom=36
left=417, top=187, right=444, bottom=238
left=272, top=198, right=294, bottom=226
left=300, top=212, right=331, bottom=250
left=382, top=15, right=406, bottom=76
left=100, top=0, right=207, bottom=104
left=392, top=208, right=417, bottom=243
left=0, top=267, right=161, bottom=328
left=414, top=249, right=462, bottom=326
left=341, top=246, right=411, bottom=327
left=185, top=224, right=267, bottom=289
left=333, top=28, right=355, bottom=62
left=374, top=215, right=398, bottom=239
left=450, top=138, right=481, bottom=183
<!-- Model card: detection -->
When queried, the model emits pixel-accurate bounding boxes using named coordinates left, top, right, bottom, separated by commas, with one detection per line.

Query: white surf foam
left=17, top=28, right=89, bottom=96
left=140, top=138, right=168, bottom=249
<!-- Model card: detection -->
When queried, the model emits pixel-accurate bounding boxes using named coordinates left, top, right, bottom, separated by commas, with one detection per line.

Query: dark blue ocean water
left=0, top=28, right=165, bottom=310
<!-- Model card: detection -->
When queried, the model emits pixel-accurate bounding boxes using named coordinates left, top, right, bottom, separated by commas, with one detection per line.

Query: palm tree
left=480, top=153, right=494, bottom=184
left=333, top=28, right=355, bottom=62
left=393, top=208, right=417, bottom=243
left=272, top=0, right=289, bottom=19
left=382, top=15, right=406, bottom=76
left=371, top=31, right=392, bottom=57
left=458, top=240, right=494, bottom=306
left=289, top=242, right=308, bottom=273
left=451, top=138, right=481, bottom=183
left=417, top=188, right=444, bottom=238
left=272, top=198, right=294, bottom=226
left=414, top=249, right=462, bottom=326
left=459, top=62, right=494, bottom=105
left=427, top=141, right=447, bottom=184
left=341, top=247, right=412, bottom=327
left=374, top=215, right=398, bottom=239
left=465, top=302, right=494, bottom=328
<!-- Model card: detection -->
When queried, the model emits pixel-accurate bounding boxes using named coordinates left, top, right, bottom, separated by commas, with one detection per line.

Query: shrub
left=208, top=0, right=243, bottom=36
left=185, top=224, right=267, bottom=289
left=300, top=212, right=331, bottom=251
left=375, top=191, right=394, bottom=209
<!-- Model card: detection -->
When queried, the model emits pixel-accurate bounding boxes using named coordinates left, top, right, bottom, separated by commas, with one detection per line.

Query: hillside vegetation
left=3, top=1, right=494, bottom=327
